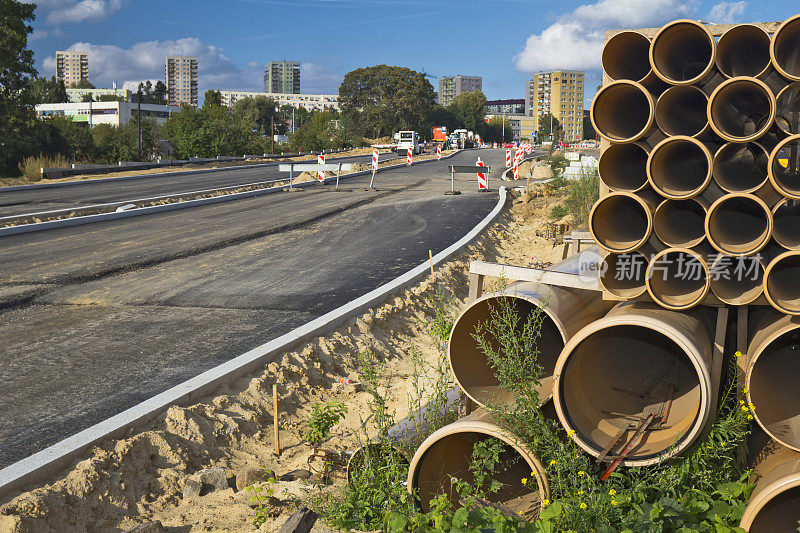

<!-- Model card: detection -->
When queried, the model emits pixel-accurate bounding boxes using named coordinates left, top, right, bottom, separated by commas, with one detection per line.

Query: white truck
left=395, top=131, right=422, bottom=155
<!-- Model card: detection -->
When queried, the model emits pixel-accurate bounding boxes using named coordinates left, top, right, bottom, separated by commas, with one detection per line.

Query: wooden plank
left=737, top=306, right=749, bottom=391
left=468, top=272, right=484, bottom=302
left=709, top=306, right=730, bottom=416
left=469, top=260, right=599, bottom=291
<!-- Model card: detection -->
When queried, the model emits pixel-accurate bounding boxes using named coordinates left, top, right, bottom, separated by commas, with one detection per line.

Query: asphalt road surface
left=0, top=152, right=402, bottom=218
left=0, top=149, right=507, bottom=469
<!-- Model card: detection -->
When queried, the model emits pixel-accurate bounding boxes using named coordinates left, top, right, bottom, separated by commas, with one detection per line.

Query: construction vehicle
left=395, top=131, right=422, bottom=155
left=431, top=126, right=448, bottom=143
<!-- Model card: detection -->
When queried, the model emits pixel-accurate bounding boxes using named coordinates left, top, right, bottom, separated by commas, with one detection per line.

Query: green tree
left=81, top=93, right=94, bottom=102
left=538, top=112, right=563, bottom=142
left=74, top=79, right=94, bottom=89
left=484, top=116, right=513, bottom=143
left=28, top=76, right=68, bottom=104
left=233, top=95, right=279, bottom=136
left=152, top=81, right=167, bottom=105
left=203, top=89, right=222, bottom=109
left=133, top=81, right=167, bottom=105
left=447, top=90, right=487, bottom=133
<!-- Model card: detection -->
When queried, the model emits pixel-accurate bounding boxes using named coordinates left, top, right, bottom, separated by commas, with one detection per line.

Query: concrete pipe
left=602, top=31, right=652, bottom=83
left=716, top=24, right=772, bottom=79
left=771, top=14, right=800, bottom=81
left=740, top=437, right=800, bottom=532
left=773, top=198, right=800, bottom=250
left=589, top=191, right=658, bottom=253
left=448, top=279, right=613, bottom=409
left=647, top=136, right=714, bottom=199
left=407, top=408, right=549, bottom=514
left=775, top=82, right=800, bottom=136
left=646, top=247, right=710, bottom=310
left=590, top=80, right=655, bottom=142
left=705, top=193, right=773, bottom=256
left=764, top=251, right=800, bottom=315
left=709, top=255, right=764, bottom=305
left=553, top=301, right=716, bottom=466
left=650, top=19, right=716, bottom=85
left=713, top=142, right=770, bottom=194
left=708, top=77, right=776, bottom=142
left=599, top=251, right=650, bottom=299
left=653, top=197, right=708, bottom=248
left=768, top=134, right=800, bottom=199
left=745, top=312, right=800, bottom=452
left=655, top=86, right=710, bottom=137
left=598, top=142, right=650, bottom=192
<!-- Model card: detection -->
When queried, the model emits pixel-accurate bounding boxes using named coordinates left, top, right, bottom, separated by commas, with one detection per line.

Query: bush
left=549, top=204, right=569, bottom=219
left=564, top=166, right=600, bottom=229
left=18, top=153, right=70, bottom=181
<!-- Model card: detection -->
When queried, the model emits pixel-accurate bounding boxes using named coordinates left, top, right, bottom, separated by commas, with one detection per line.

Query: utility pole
left=137, top=89, right=142, bottom=161
left=271, top=115, right=275, bottom=154
left=502, top=109, right=505, bottom=142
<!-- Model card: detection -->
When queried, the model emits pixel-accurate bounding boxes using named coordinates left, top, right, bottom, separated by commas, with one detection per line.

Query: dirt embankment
left=0, top=193, right=563, bottom=533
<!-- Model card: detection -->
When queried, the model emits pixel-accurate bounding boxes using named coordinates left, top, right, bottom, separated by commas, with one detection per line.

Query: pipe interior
left=710, top=256, right=763, bottom=304
left=599, top=143, right=649, bottom=191
left=650, top=140, right=709, bottom=197
left=654, top=199, right=706, bottom=247
left=591, top=195, right=648, bottom=251
left=708, top=197, right=770, bottom=254
left=600, top=252, right=648, bottom=298
left=776, top=83, right=800, bottom=135
left=413, top=432, right=539, bottom=512
left=449, top=297, right=563, bottom=406
left=749, top=486, right=800, bottom=533
left=766, top=255, right=800, bottom=314
left=716, top=25, right=771, bottom=77
left=750, top=326, right=800, bottom=449
left=652, top=23, right=713, bottom=82
left=656, top=86, right=709, bottom=136
left=774, top=200, right=800, bottom=249
left=593, top=84, right=651, bottom=141
left=773, top=18, right=800, bottom=79
left=648, top=251, right=708, bottom=308
left=560, top=324, right=702, bottom=459
left=710, top=80, right=773, bottom=140
left=603, top=32, right=652, bottom=81
left=713, top=143, right=768, bottom=192
left=772, top=139, right=800, bottom=196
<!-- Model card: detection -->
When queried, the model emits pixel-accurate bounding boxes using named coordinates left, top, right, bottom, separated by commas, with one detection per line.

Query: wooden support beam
left=469, top=260, right=599, bottom=291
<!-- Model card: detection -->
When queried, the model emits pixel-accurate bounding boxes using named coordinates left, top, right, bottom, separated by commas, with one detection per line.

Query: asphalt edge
left=0, top=184, right=508, bottom=502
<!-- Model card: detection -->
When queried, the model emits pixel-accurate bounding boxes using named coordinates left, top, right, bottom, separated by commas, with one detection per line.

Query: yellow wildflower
left=567, top=429, right=576, bottom=436
left=578, top=490, right=584, bottom=495
left=531, top=471, right=537, bottom=477
left=549, top=460, right=556, bottom=466
left=542, top=499, right=550, bottom=507
left=735, top=350, right=742, bottom=357
left=611, top=499, right=618, bottom=506
left=748, top=414, right=753, bottom=420
left=609, top=489, right=616, bottom=496
left=749, top=402, right=755, bottom=410
left=578, top=471, right=585, bottom=477
left=743, top=388, right=749, bottom=394
left=580, top=502, right=587, bottom=510
left=521, top=478, right=528, bottom=485
left=739, top=400, right=745, bottom=405
left=742, top=405, right=749, bottom=412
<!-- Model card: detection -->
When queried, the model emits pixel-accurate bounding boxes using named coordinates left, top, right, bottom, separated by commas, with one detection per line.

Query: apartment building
left=485, top=99, right=525, bottom=115
left=219, top=90, right=338, bottom=112
left=66, top=86, right=132, bottom=103
left=166, top=56, right=198, bottom=107
left=438, top=75, right=482, bottom=106
left=525, top=70, right=585, bottom=141
left=55, top=51, right=89, bottom=87
left=264, top=61, right=301, bottom=94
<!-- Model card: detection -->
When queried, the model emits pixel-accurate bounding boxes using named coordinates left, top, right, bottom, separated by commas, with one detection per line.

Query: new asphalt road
left=0, top=149, right=507, bottom=469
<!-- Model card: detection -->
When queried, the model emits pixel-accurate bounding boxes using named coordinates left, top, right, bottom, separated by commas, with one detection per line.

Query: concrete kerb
left=0, top=184, right=507, bottom=502
left=0, top=151, right=462, bottom=238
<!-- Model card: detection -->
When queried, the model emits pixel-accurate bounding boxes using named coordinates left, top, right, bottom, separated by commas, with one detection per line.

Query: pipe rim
left=647, top=135, right=713, bottom=199
left=715, top=24, right=772, bottom=79
left=772, top=198, right=800, bottom=250
left=708, top=255, right=764, bottom=305
left=552, top=311, right=712, bottom=466
left=649, top=19, right=716, bottom=85
left=589, top=191, right=653, bottom=253
left=771, top=14, right=800, bottom=82
left=768, top=134, right=800, bottom=199
left=713, top=142, right=770, bottom=194
left=705, top=193, right=773, bottom=256
left=646, top=247, right=710, bottom=310
left=590, top=80, right=655, bottom=143
left=740, top=474, right=800, bottom=530
left=775, top=82, right=800, bottom=137
left=764, top=251, right=800, bottom=315
left=599, top=251, right=650, bottom=299
left=598, top=142, right=650, bottom=192
left=654, top=198, right=708, bottom=248
left=655, top=85, right=710, bottom=137
left=707, top=76, right=777, bottom=142
left=602, top=31, right=652, bottom=82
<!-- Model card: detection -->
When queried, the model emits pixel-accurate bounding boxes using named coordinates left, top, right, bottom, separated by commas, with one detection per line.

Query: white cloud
left=708, top=1, right=746, bottom=24
left=301, top=62, right=344, bottom=93
left=515, top=0, right=696, bottom=72
left=26, top=0, right=125, bottom=24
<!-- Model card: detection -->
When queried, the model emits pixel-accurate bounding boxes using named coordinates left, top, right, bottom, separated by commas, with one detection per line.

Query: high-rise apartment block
left=165, top=56, right=198, bottom=107
left=525, top=70, right=585, bottom=141
left=438, top=75, right=482, bottom=106
left=55, top=51, right=88, bottom=87
left=264, top=61, right=300, bottom=94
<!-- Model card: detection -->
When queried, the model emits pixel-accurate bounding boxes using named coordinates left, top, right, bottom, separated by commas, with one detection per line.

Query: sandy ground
left=0, top=191, right=565, bottom=533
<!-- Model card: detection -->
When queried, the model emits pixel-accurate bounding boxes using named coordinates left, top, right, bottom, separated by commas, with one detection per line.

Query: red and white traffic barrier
left=317, top=154, right=326, bottom=181
left=407, top=147, right=413, bottom=165
left=525, top=143, right=532, bottom=154
left=477, top=157, right=487, bottom=190
left=505, top=149, right=511, bottom=168
left=436, top=144, right=442, bottom=161
left=372, top=149, right=379, bottom=171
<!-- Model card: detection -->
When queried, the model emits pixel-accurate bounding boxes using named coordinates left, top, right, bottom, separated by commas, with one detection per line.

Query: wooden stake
left=429, top=250, right=434, bottom=277
left=273, top=384, right=280, bottom=456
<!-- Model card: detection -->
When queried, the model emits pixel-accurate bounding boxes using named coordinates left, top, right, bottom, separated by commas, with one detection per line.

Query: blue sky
left=26, top=0, right=799, bottom=107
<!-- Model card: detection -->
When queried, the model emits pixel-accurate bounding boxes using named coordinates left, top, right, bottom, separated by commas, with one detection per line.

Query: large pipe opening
left=747, top=483, right=800, bottom=532
left=598, top=142, right=649, bottom=192
left=765, top=252, right=800, bottom=315
left=713, top=142, right=769, bottom=193
left=775, top=83, right=800, bottom=136
left=646, top=249, right=710, bottom=310
left=716, top=24, right=771, bottom=78
left=590, top=192, right=652, bottom=252
left=708, top=77, right=776, bottom=142
left=555, top=305, right=712, bottom=465
left=769, top=135, right=800, bottom=199
left=706, top=193, right=772, bottom=255
left=648, top=136, right=712, bottom=199
left=771, top=14, right=800, bottom=81
left=709, top=255, right=764, bottom=305
left=591, top=81, right=654, bottom=142
left=650, top=20, right=715, bottom=84
left=600, top=252, right=649, bottom=299
left=603, top=31, right=652, bottom=82
left=654, top=198, right=707, bottom=248
left=656, top=86, right=709, bottom=137
left=740, top=438, right=800, bottom=532
left=773, top=199, right=800, bottom=249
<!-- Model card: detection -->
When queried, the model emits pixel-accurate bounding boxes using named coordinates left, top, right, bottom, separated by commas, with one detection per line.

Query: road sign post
left=446, top=164, right=492, bottom=196
left=368, top=149, right=379, bottom=189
